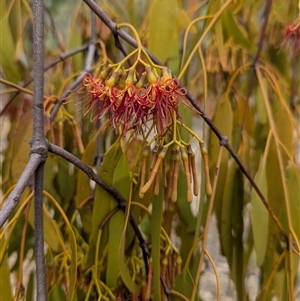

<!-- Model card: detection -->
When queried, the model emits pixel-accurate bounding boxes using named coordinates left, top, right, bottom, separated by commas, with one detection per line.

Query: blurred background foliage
left=0, top=0, right=299, bottom=300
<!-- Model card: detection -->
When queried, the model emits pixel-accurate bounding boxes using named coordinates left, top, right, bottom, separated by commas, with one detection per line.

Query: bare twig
left=32, top=0, right=47, bottom=300
left=82, top=0, right=288, bottom=241
left=0, top=153, right=43, bottom=227
left=47, top=142, right=150, bottom=273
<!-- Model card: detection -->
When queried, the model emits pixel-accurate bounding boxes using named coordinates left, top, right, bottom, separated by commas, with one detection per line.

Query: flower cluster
left=81, top=66, right=186, bottom=135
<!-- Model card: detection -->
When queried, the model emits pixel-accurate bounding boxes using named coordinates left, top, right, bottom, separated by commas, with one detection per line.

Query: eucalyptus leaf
left=251, top=166, right=269, bottom=267
left=148, top=0, right=178, bottom=62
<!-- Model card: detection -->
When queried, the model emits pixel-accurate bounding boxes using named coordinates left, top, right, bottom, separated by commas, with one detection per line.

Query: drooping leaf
left=0, top=252, right=13, bottom=301
left=256, top=85, right=268, bottom=125
left=68, top=4, right=83, bottom=72
left=176, top=170, right=196, bottom=233
left=251, top=166, right=269, bottom=267
left=221, top=159, right=244, bottom=298
left=107, top=153, right=131, bottom=288
left=151, top=188, right=164, bottom=300
left=118, top=231, right=140, bottom=295
left=0, top=1, right=20, bottom=81
left=220, top=9, right=256, bottom=52
left=274, top=102, right=294, bottom=161
left=74, top=136, right=97, bottom=235
left=148, top=0, right=178, bottom=62
left=48, top=282, right=68, bottom=301
left=220, top=160, right=234, bottom=264
left=28, top=201, right=64, bottom=253
left=54, top=158, right=76, bottom=204
left=11, top=111, right=32, bottom=183
left=177, top=9, right=197, bottom=34
left=25, top=271, right=35, bottom=301
left=86, top=140, right=123, bottom=268
left=208, top=94, right=232, bottom=233
left=285, top=163, right=300, bottom=241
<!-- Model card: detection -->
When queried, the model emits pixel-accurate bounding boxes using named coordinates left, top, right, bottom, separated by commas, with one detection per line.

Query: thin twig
left=47, top=142, right=150, bottom=272
left=81, top=0, right=288, bottom=241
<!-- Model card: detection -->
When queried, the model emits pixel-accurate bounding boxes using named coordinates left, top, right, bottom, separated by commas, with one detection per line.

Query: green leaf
left=54, top=159, right=76, bottom=204
left=177, top=9, right=197, bottom=33
left=274, top=102, right=294, bottom=160
left=177, top=170, right=196, bottom=233
left=11, top=111, right=32, bottom=183
left=251, top=166, right=269, bottom=267
left=74, top=136, right=97, bottom=235
left=208, top=94, right=232, bottom=234
left=221, top=159, right=244, bottom=297
left=68, top=11, right=83, bottom=72
left=28, top=201, right=64, bottom=253
left=220, top=9, right=256, bottom=52
left=220, top=160, right=235, bottom=265
left=151, top=189, right=164, bottom=300
left=118, top=232, right=140, bottom=295
left=172, top=271, right=195, bottom=301
left=0, top=252, right=13, bottom=301
left=0, top=1, right=20, bottom=81
left=148, top=0, right=178, bottom=62
left=48, top=282, right=68, bottom=301
left=26, top=271, right=35, bottom=301
left=214, top=20, right=227, bottom=69
left=286, top=163, right=300, bottom=240
left=86, top=140, right=123, bottom=268
left=256, top=85, right=268, bottom=124
left=106, top=154, right=130, bottom=288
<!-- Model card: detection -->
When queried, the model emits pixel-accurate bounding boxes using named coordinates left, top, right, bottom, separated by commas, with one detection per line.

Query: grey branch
left=0, top=153, right=43, bottom=227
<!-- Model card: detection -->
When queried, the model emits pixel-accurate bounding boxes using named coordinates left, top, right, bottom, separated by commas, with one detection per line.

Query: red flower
left=80, top=66, right=186, bottom=136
